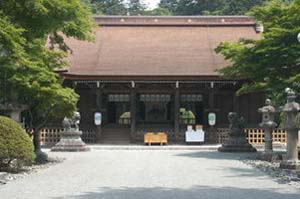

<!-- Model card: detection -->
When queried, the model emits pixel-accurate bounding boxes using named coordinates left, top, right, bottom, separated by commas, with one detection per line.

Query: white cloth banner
left=185, top=129, right=205, bottom=142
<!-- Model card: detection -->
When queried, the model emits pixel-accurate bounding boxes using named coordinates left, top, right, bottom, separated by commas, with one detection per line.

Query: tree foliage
left=159, top=0, right=268, bottom=15
left=127, top=0, right=147, bottom=15
left=215, top=0, right=300, bottom=104
left=83, top=0, right=127, bottom=15
left=0, top=116, right=35, bottom=171
left=0, top=0, right=94, bottom=154
left=83, top=0, right=270, bottom=16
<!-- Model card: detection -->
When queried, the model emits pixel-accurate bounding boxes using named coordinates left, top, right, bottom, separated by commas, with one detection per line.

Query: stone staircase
left=101, top=126, right=131, bottom=144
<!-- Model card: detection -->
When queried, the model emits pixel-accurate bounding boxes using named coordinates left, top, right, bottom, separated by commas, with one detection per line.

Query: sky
left=142, top=0, right=160, bottom=9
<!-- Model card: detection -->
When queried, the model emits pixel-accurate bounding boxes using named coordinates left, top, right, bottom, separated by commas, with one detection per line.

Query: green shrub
left=0, top=116, right=35, bottom=171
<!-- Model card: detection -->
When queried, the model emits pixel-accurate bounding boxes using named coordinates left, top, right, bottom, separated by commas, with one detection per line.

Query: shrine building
left=60, top=16, right=264, bottom=143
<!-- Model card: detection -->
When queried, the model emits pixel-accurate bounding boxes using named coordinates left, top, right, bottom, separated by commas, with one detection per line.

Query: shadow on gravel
left=52, top=185, right=299, bottom=199
left=175, top=151, right=256, bottom=160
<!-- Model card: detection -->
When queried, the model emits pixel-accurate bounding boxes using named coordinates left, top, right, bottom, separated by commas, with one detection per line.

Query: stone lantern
left=280, top=88, right=300, bottom=169
left=258, top=99, right=277, bottom=155
left=0, top=102, right=28, bottom=123
left=51, top=112, right=89, bottom=152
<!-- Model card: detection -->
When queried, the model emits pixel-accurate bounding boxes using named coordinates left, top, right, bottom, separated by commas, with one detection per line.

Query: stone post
left=280, top=89, right=300, bottom=169
left=258, top=99, right=277, bottom=159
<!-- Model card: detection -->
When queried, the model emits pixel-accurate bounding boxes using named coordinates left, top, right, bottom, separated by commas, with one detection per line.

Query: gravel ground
left=243, top=158, right=300, bottom=189
left=0, top=150, right=299, bottom=199
left=0, top=157, right=64, bottom=185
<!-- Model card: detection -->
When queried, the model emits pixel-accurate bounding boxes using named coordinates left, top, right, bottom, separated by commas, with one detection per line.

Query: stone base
left=280, top=160, right=300, bottom=170
left=218, top=144, right=257, bottom=152
left=258, top=152, right=282, bottom=162
left=218, top=136, right=257, bottom=152
left=51, top=130, right=90, bottom=152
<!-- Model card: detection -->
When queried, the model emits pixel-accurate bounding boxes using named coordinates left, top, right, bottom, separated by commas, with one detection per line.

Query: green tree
left=159, top=0, right=179, bottom=14
left=0, top=0, right=94, bottom=161
left=0, top=116, right=35, bottom=171
left=127, top=0, right=146, bottom=15
left=207, top=0, right=268, bottom=15
left=86, top=0, right=127, bottom=15
left=144, top=7, right=172, bottom=16
left=215, top=0, right=300, bottom=104
left=159, top=0, right=268, bottom=15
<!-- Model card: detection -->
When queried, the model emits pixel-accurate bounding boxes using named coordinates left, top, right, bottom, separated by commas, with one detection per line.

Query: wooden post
left=174, top=82, right=180, bottom=139
left=130, top=82, right=136, bottom=139
left=233, top=93, right=240, bottom=113
left=95, top=87, right=102, bottom=143
left=208, top=82, right=215, bottom=110
left=208, top=82, right=216, bottom=143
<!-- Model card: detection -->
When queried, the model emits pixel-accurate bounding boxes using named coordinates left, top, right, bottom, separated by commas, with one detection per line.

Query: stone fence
left=36, top=127, right=299, bottom=147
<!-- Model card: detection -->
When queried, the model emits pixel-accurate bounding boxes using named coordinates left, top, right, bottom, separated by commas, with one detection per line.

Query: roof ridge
left=93, top=15, right=254, bottom=19
left=93, top=15, right=256, bottom=27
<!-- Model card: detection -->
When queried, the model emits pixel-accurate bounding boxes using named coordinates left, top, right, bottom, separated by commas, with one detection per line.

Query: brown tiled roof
left=63, top=16, right=259, bottom=80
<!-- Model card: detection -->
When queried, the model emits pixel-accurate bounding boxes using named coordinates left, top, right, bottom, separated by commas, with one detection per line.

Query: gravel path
left=0, top=150, right=299, bottom=199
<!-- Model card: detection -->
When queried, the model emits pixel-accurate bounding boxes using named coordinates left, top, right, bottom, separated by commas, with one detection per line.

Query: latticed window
left=108, top=94, right=130, bottom=102
left=180, top=94, right=203, bottom=102
left=140, top=94, right=171, bottom=102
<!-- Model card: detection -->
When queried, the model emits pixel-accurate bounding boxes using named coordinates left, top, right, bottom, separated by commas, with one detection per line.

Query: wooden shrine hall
left=60, top=16, right=265, bottom=143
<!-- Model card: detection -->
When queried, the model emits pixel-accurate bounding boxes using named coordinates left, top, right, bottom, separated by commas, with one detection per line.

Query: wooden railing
left=40, top=128, right=63, bottom=147
left=40, top=128, right=96, bottom=147
left=246, top=128, right=287, bottom=144
left=39, top=127, right=293, bottom=146
left=216, top=128, right=288, bottom=145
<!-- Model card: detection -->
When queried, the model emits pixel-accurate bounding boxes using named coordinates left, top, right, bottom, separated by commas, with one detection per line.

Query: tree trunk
left=33, top=128, right=41, bottom=153
left=33, top=128, right=48, bottom=163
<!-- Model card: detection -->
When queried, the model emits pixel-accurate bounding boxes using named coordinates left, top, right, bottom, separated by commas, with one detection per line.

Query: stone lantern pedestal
left=51, top=129, right=89, bottom=152
left=279, top=89, right=300, bottom=170
left=51, top=112, right=90, bottom=152
left=218, top=112, right=256, bottom=152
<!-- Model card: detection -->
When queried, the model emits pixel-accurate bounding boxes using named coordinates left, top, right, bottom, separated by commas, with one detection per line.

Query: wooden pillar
left=130, top=82, right=136, bottom=139
left=207, top=82, right=216, bottom=143
left=96, top=90, right=102, bottom=111
left=208, top=81, right=217, bottom=109
left=208, top=87, right=214, bottom=109
left=233, top=92, right=240, bottom=113
left=174, top=81, right=180, bottom=139
left=95, top=86, right=102, bottom=143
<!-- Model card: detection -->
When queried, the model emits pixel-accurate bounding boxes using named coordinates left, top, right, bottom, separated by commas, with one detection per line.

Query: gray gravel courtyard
left=0, top=149, right=299, bottom=199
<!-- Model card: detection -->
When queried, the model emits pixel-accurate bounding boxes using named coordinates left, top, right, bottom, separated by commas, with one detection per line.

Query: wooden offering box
left=144, top=132, right=168, bottom=145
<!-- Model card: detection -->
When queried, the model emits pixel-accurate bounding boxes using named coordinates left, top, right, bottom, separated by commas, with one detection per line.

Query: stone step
left=102, top=137, right=130, bottom=140
left=99, top=140, right=131, bottom=144
left=103, top=133, right=129, bottom=137
left=90, top=144, right=221, bottom=150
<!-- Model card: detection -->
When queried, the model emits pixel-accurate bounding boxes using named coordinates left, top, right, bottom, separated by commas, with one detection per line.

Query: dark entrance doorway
left=107, top=102, right=117, bottom=124
left=138, top=94, right=172, bottom=125
left=106, top=94, right=130, bottom=125
left=180, top=94, right=204, bottom=126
